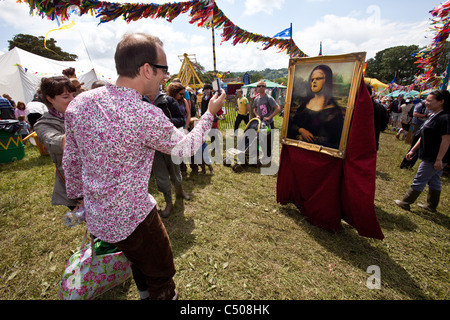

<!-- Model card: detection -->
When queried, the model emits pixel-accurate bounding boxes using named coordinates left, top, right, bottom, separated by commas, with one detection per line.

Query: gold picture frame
left=281, top=52, right=366, bottom=158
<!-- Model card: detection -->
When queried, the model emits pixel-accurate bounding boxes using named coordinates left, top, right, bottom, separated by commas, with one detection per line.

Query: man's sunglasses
left=148, top=63, right=169, bottom=74
left=257, top=85, right=266, bottom=88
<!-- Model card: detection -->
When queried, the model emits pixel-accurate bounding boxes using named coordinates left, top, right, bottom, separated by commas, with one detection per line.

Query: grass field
left=0, top=114, right=448, bottom=300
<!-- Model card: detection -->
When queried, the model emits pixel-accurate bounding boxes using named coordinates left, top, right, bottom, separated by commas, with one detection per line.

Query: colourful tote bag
left=58, top=232, right=132, bottom=300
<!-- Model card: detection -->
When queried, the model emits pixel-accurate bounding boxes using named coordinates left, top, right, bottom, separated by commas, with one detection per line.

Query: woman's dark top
left=418, top=111, right=450, bottom=163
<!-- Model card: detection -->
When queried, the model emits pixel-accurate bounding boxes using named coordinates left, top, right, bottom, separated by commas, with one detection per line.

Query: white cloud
left=0, top=1, right=61, bottom=40
left=293, top=13, right=431, bottom=59
left=190, top=35, right=207, bottom=46
left=214, top=42, right=290, bottom=71
left=172, top=40, right=291, bottom=73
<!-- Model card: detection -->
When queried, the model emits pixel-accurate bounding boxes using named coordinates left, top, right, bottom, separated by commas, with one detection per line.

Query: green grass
left=0, top=121, right=448, bottom=300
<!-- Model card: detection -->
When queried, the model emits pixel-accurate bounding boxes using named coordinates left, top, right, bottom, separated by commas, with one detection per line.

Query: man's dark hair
left=114, top=33, right=163, bottom=78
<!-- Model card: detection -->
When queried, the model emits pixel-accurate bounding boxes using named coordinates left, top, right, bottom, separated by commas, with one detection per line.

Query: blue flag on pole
left=273, top=27, right=291, bottom=38
left=390, top=77, right=396, bottom=88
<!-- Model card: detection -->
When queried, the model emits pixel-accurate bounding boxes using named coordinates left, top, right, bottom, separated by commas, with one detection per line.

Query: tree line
left=365, top=43, right=450, bottom=86
left=9, top=34, right=78, bottom=61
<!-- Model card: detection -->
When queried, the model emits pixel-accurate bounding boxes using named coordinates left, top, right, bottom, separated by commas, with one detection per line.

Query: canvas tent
left=364, top=77, right=389, bottom=91
left=386, top=89, right=420, bottom=98
left=242, top=79, right=287, bottom=100
left=0, top=47, right=117, bottom=104
left=242, top=79, right=287, bottom=89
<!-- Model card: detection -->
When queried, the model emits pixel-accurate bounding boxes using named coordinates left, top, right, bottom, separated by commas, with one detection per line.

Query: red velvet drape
left=276, top=78, right=384, bottom=240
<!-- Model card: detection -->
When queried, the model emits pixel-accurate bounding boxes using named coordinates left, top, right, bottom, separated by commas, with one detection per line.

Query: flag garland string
left=17, top=0, right=307, bottom=58
left=413, top=0, right=450, bottom=88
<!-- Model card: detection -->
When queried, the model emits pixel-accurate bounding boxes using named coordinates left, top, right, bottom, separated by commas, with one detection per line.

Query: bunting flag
left=17, top=0, right=308, bottom=58
left=413, top=0, right=450, bottom=87
left=44, top=21, right=76, bottom=54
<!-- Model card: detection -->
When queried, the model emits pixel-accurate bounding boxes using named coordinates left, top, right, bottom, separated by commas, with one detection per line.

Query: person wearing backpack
left=187, top=87, right=198, bottom=118
left=396, top=98, right=414, bottom=140
left=400, top=98, right=426, bottom=169
left=368, top=84, right=389, bottom=151
left=411, top=97, right=430, bottom=134
left=389, top=94, right=405, bottom=131
left=149, top=92, right=187, bottom=218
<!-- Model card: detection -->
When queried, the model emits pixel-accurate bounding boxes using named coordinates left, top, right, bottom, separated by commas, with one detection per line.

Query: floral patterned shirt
left=63, top=83, right=213, bottom=243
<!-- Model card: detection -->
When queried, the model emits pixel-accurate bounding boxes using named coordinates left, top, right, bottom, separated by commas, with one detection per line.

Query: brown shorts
left=114, top=207, right=176, bottom=300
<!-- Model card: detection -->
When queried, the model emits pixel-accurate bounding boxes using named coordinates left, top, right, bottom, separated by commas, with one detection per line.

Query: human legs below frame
left=198, top=132, right=215, bottom=174
left=200, top=142, right=214, bottom=174
left=114, top=207, right=177, bottom=300
left=152, top=151, right=175, bottom=217
left=152, top=151, right=189, bottom=217
left=234, top=114, right=249, bottom=135
left=257, top=122, right=274, bottom=165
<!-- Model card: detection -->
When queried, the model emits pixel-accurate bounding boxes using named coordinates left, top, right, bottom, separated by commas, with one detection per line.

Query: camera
left=212, top=78, right=223, bottom=92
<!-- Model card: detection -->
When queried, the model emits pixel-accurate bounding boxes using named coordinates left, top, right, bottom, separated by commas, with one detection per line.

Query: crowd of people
left=1, top=32, right=449, bottom=301
left=374, top=93, right=431, bottom=143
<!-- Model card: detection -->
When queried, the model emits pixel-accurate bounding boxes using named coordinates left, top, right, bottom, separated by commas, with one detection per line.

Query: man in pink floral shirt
left=63, top=33, right=225, bottom=300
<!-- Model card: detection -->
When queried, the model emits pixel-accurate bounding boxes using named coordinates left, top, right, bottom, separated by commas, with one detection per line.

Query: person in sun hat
left=70, top=79, right=86, bottom=96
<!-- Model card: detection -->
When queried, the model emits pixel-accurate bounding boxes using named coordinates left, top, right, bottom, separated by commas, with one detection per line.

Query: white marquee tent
left=0, top=47, right=117, bottom=104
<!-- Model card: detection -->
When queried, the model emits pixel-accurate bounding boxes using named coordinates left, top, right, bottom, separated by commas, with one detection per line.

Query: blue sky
left=0, top=0, right=441, bottom=74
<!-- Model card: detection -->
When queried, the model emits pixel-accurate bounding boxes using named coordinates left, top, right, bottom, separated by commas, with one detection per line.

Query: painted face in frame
left=310, top=69, right=326, bottom=94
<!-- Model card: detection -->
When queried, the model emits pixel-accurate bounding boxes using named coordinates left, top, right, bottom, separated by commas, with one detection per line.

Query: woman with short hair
left=34, top=76, right=79, bottom=209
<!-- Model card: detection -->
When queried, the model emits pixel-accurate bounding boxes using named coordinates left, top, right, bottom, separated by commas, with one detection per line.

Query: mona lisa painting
left=281, top=52, right=366, bottom=158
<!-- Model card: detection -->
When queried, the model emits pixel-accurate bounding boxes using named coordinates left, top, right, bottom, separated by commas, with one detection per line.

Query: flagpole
left=212, top=26, right=217, bottom=74
left=77, top=27, right=94, bottom=69
left=289, top=23, right=292, bottom=58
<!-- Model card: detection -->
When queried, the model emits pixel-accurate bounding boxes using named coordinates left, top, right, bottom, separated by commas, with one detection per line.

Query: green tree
left=365, top=57, right=382, bottom=80
left=273, top=76, right=288, bottom=85
left=250, top=73, right=264, bottom=83
left=8, top=34, right=77, bottom=61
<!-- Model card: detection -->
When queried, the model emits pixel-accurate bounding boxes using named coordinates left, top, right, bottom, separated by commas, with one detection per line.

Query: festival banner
left=17, top=0, right=308, bottom=58
left=413, top=0, right=450, bottom=87
left=44, top=21, right=76, bottom=54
